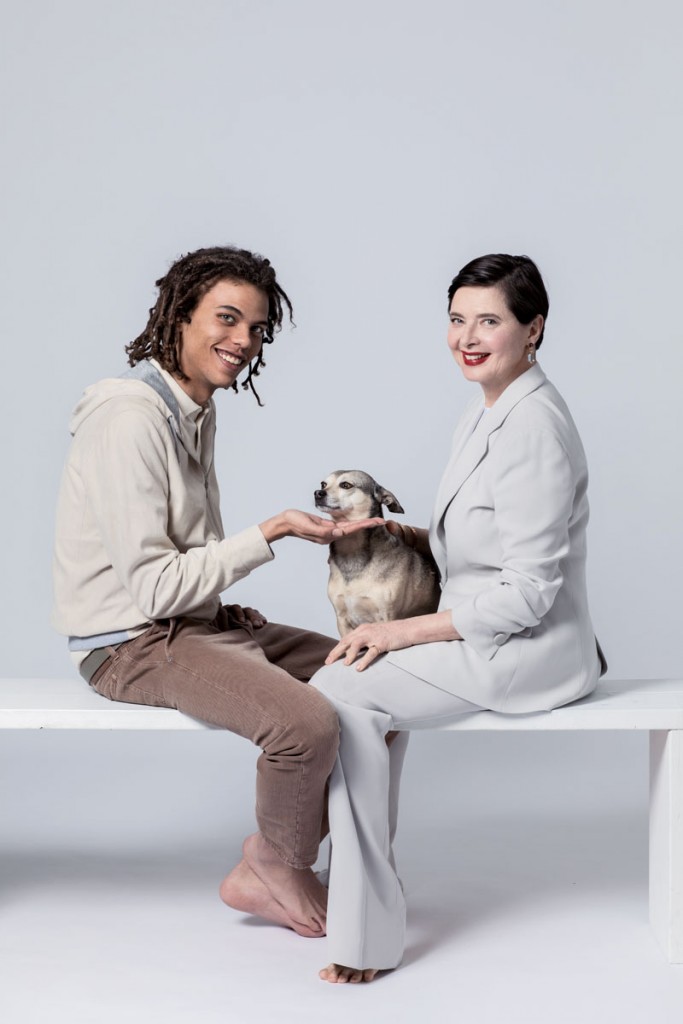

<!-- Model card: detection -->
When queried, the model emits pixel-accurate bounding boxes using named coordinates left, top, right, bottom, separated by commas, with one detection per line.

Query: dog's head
left=314, top=470, right=404, bottom=522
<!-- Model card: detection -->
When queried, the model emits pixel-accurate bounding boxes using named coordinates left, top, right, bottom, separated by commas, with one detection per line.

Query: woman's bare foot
left=242, top=832, right=327, bottom=937
left=219, top=859, right=323, bottom=937
left=319, top=963, right=378, bottom=984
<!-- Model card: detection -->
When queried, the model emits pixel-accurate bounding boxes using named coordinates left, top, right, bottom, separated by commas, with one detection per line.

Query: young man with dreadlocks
left=52, top=245, right=379, bottom=938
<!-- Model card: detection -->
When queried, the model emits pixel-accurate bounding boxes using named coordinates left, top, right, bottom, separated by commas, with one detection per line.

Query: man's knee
left=306, top=692, right=340, bottom=752
left=265, top=688, right=339, bottom=767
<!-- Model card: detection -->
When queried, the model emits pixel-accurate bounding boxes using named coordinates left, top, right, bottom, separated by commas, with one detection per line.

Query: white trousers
left=311, top=656, right=482, bottom=970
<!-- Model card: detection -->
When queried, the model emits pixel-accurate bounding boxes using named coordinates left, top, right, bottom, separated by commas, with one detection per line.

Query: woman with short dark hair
left=311, top=253, right=606, bottom=982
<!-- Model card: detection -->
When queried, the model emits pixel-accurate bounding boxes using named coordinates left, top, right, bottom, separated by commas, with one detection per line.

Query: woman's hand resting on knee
left=325, top=612, right=462, bottom=671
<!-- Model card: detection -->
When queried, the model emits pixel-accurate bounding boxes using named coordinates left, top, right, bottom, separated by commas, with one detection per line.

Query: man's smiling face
left=176, top=279, right=269, bottom=404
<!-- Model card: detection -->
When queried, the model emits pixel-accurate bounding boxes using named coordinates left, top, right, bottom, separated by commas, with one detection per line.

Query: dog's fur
left=314, top=470, right=441, bottom=637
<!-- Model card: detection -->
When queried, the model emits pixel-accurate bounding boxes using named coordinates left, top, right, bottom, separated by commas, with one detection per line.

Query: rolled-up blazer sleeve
left=450, top=427, right=575, bottom=661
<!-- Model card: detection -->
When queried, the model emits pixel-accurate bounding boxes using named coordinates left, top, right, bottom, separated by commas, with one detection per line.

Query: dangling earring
left=527, top=347, right=536, bottom=365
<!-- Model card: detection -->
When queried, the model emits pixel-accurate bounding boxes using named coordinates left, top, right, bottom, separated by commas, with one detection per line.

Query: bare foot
left=319, top=963, right=379, bottom=984
left=219, top=859, right=322, bottom=937
left=243, top=832, right=327, bottom=937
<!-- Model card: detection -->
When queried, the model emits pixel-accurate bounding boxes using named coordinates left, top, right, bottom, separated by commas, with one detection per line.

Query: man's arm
left=84, top=406, right=274, bottom=620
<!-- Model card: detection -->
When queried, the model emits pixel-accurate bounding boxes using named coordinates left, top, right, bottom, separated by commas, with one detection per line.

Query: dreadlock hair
left=125, top=245, right=294, bottom=405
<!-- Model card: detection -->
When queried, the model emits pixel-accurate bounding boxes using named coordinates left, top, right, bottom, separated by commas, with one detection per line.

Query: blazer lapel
left=431, top=396, right=483, bottom=519
left=432, top=364, right=548, bottom=532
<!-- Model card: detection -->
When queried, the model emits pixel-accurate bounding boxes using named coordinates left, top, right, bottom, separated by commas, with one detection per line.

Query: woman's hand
left=326, top=621, right=416, bottom=671
left=259, top=510, right=384, bottom=545
left=225, top=604, right=267, bottom=629
left=385, top=520, right=432, bottom=557
left=325, top=611, right=462, bottom=672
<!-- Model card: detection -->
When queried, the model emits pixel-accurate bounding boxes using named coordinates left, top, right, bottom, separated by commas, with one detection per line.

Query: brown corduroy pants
left=88, top=606, right=339, bottom=868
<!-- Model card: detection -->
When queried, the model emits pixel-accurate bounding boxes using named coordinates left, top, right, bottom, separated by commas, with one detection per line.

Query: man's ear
left=377, top=486, right=404, bottom=515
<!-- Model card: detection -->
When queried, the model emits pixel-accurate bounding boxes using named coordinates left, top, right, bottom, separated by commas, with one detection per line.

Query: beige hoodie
left=52, top=361, right=273, bottom=650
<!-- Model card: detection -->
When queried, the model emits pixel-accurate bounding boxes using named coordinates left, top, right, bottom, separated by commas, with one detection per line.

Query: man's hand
left=225, top=604, right=268, bottom=628
left=259, top=510, right=384, bottom=545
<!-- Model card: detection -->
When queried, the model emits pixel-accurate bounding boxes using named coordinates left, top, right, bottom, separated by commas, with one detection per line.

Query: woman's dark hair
left=125, top=245, right=294, bottom=404
left=447, top=254, right=549, bottom=348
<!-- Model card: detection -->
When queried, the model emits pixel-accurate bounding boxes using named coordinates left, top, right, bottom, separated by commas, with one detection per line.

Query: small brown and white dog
left=314, top=469, right=441, bottom=637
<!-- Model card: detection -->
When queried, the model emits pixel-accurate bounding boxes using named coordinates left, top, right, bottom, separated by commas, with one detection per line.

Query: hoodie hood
left=70, top=362, right=181, bottom=441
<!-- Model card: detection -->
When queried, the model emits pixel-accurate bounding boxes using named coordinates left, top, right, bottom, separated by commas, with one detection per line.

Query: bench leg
left=649, top=729, right=683, bottom=963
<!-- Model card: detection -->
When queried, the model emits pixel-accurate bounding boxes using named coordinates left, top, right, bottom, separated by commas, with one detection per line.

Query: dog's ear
left=378, top=486, right=404, bottom=515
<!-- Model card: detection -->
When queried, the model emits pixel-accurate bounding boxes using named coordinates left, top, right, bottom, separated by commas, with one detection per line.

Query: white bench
left=2, top=677, right=682, bottom=963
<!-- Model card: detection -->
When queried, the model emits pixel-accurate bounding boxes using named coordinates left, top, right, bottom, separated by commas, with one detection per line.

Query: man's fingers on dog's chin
left=355, top=518, right=383, bottom=530
left=307, top=527, right=334, bottom=542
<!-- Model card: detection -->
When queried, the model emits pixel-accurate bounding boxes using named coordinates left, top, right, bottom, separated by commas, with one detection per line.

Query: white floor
left=2, top=730, right=682, bottom=1023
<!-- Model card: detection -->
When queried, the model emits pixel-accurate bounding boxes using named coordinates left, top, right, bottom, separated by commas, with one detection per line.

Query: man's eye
left=251, top=326, right=265, bottom=336
left=219, top=314, right=236, bottom=324
left=339, top=482, right=353, bottom=490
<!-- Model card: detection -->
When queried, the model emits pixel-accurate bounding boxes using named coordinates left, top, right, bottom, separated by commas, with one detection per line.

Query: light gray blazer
left=387, top=364, right=605, bottom=713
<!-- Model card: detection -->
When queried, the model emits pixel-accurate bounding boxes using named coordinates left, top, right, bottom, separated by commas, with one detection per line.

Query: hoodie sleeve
left=83, top=403, right=273, bottom=619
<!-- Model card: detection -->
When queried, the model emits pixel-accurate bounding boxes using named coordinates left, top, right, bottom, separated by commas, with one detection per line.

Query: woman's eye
left=219, top=314, right=236, bottom=324
left=482, top=318, right=497, bottom=326
left=251, top=326, right=265, bottom=337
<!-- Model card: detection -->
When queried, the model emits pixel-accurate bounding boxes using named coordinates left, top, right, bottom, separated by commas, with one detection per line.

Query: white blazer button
left=493, top=633, right=507, bottom=646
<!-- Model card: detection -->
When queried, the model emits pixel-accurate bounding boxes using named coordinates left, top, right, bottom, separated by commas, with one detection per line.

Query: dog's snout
left=314, top=489, right=326, bottom=501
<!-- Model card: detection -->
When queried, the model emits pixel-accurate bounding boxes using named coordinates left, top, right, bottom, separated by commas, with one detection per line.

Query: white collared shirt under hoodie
left=51, top=359, right=274, bottom=655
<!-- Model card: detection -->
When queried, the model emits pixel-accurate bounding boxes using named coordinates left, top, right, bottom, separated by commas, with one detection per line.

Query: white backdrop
left=1, top=0, right=682, bottom=841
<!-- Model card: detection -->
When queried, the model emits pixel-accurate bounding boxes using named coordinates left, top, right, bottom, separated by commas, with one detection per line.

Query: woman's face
left=447, top=285, right=543, bottom=407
